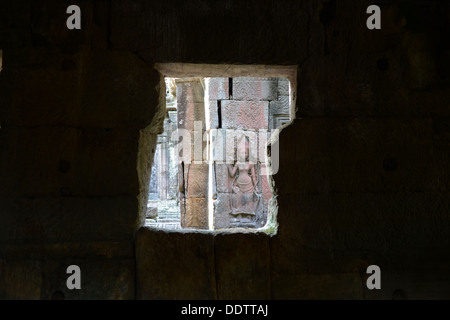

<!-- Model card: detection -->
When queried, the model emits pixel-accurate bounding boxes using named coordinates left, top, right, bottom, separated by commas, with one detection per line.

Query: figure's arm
left=250, top=164, right=257, bottom=190
left=228, top=162, right=238, bottom=177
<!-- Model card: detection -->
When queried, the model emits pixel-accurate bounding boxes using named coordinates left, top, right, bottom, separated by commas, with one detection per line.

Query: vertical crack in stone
left=229, top=78, right=233, bottom=99
left=180, top=161, right=187, bottom=223
left=217, top=100, right=222, bottom=129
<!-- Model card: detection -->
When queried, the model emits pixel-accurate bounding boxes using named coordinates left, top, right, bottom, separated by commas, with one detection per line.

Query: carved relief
left=227, top=138, right=263, bottom=227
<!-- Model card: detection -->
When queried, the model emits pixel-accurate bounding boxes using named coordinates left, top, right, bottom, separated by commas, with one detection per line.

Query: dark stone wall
left=1, top=0, right=450, bottom=299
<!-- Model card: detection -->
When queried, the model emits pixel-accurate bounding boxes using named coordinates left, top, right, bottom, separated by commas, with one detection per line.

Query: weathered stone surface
left=2, top=0, right=450, bottom=301
left=182, top=198, right=209, bottom=229
left=214, top=163, right=231, bottom=193
left=109, top=1, right=309, bottom=63
left=208, top=78, right=229, bottom=100
left=233, top=78, right=278, bottom=101
left=40, top=259, right=135, bottom=300
left=269, top=98, right=290, bottom=116
left=363, top=263, right=450, bottom=300
left=222, top=101, right=269, bottom=130
left=0, top=259, right=42, bottom=300
left=146, top=206, right=158, bottom=219
left=277, top=79, right=290, bottom=96
left=213, top=193, right=232, bottom=229
left=210, top=129, right=226, bottom=162
left=260, top=168, right=273, bottom=205
left=0, top=127, right=142, bottom=197
left=276, top=117, right=434, bottom=195
left=7, top=49, right=158, bottom=128
left=0, top=196, right=139, bottom=243
left=0, top=241, right=134, bottom=260
left=136, top=228, right=216, bottom=300
left=208, top=100, right=219, bottom=129
left=138, top=131, right=158, bottom=224
left=271, top=273, right=364, bottom=300
left=215, top=233, right=270, bottom=299
left=177, top=102, right=206, bottom=131
left=184, top=163, right=209, bottom=198
left=176, top=80, right=204, bottom=104
left=271, top=192, right=450, bottom=275
left=210, top=129, right=260, bottom=164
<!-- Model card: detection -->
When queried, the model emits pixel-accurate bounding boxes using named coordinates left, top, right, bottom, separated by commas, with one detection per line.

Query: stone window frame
left=145, top=63, right=298, bottom=234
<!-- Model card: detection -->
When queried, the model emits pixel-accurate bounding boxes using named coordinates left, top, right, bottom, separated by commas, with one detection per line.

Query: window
left=145, top=64, right=297, bottom=234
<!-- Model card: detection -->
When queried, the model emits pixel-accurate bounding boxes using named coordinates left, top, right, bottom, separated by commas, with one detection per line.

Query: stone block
left=0, top=259, right=42, bottom=300
left=207, top=100, right=219, bottom=129
left=214, top=163, right=231, bottom=193
left=271, top=192, right=450, bottom=276
left=146, top=205, right=158, bottom=219
left=364, top=266, right=450, bottom=300
left=182, top=198, right=209, bottom=229
left=0, top=196, right=139, bottom=243
left=211, top=129, right=261, bottom=164
left=7, top=49, right=158, bottom=128
left=40, top=258, right=135, bottom=300
left=207, top=78, right=229, bottom=100
left=260, top=168, right=274, bottom=205
left=213, top=193, right=232, bottom=229
left=270, top=97, right=290, bottom=116
left=214, top=233, right=270, bottom=299
left=222, top=101, right=269, bottom=130
left=176, top=80, right=204, bottom=104
left=233, top=77, right=278, bottom=101
left=271, top=273, right=364, bottom=300
left=278, top=79, right=290, bottom=96
left=210, top=129, right=226, bottom=162
left=136, top=228, right=216, bottom=300
left=177, top=102, right=206, bottom=131
left=0, top=241, right=134, bottom=260
left=184, top=163, right=209, bottom=198
left=276, top=118, right=433, bottom=195
left=0, top=126, right=141, bottom=197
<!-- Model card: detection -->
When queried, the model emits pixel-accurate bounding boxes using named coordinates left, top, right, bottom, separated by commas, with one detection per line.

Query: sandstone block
left=207, top=100, right=219, bottom=129
left=278, top=79, right=290, bottom=96
left=213, top=193, right=232, bottom=229
left=176, top=80, right=204, bottom=104
left=207, top=78, right=229, bottom=100
left=214, top=233, right=270, bottom=299
left=233, top=77, right=278, bottom=101
left=8, top=49, right=158, bottom=128
left=177, top=102, right=206, bottom=131
left=270, top=98, right=290, bottom=116
left=260, top=168, right=274, bottom=205
left=0, top=259, right=42, bottom=300
left=136, top=228, right=216, bottom=300
left=0, top=127, right=142, bottom=197
left=182, top=198, right=208, bottom=229
left=0, top=196, right=139, bottom=243
left=214, top=163, right=231, bottom=193
left=222, top=101, right=269, bottom=130
left=271, top=273, right=363, bottom=300
left=184, top=163, right=209, bottom=198
left=40, top=259, right=135, bottom=300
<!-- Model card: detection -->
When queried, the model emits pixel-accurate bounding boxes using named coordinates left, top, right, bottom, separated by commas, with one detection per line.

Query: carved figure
left=228, top=138, right=261, bottom=225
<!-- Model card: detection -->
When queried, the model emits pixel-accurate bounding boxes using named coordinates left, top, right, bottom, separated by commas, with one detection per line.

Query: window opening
left=146, top=65, right=296, bottom=234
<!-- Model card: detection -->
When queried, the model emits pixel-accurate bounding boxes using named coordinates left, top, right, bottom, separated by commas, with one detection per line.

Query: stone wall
left=1, top=0, right=450, bottom=299
left=209, top=77, right=290, bottom=229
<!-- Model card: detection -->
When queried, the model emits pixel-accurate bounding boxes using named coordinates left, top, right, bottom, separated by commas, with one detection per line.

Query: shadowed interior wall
left=1, top=0, right=450, bottom=299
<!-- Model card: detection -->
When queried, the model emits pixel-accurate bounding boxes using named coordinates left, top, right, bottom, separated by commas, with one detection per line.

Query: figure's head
left=236, top=137, right=250, bottom=162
